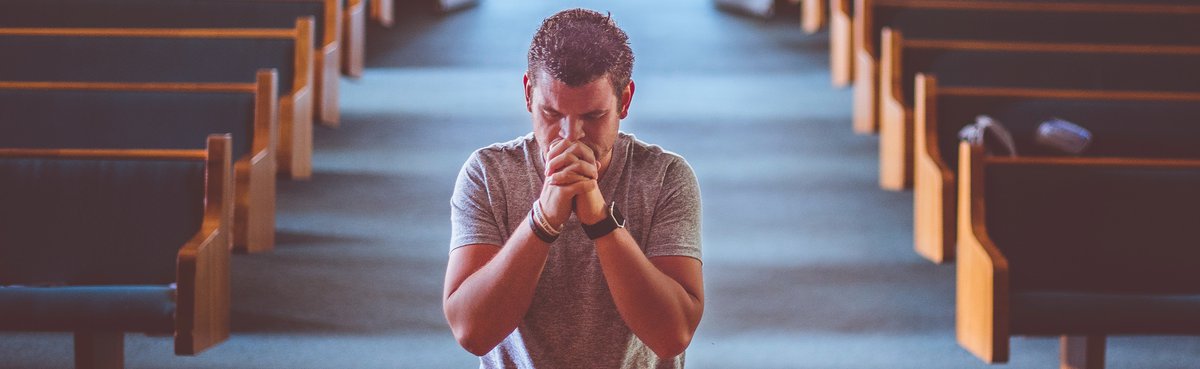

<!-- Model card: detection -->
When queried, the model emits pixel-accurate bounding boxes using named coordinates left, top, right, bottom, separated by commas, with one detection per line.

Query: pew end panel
left=955, top=142, right=1010, bottom=363
left=314, top=2, right=344, bottom=127
left=830, top=0, right=853, bottom=87
left=913, top=73, right=954, bottom=263
left=234, top=69, right=280, bottom=254
left=280, top=18, right=317, bottom=180
left=802, top=0, right=827, bottom=34
left=851, top=0, right=879, bottom=134
left=878, top=27, right=913, bottom=190
left=342, top=0, right=365, bottom=78
left=371, top=0, right=395, bottom=27
left=279, top=86, right=314, bottom=181
left=176, top=134, right=234, bottom=355
left=304, top=9, right=343, bottom=126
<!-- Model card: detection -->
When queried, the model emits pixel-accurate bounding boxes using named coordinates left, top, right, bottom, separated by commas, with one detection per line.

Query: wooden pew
left=370, top=0, right=395, bottom=27
left=955, top=142, right=1200, bottom=367
left=0, top=0, right=343, bottom=127
left=0, top=135, right=233, bottom=368
left=879, top=33, right=1200, bottom=190
left=0, top=24, right=315, bottom=180
left=914, top=75, right=1200, bottom=263
left=830, top=0, right=853, bottom=87
left=850, top=0, right=1200, bottom=134
left=0, top=71, right=278, bottom=254
left=343, top=0, right=366, bottom=77
left=802, top=0, right=827, bottom=34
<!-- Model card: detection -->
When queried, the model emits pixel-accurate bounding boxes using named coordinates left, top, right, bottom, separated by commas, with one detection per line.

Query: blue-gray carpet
left=2, top=1, right=1199, bottom=368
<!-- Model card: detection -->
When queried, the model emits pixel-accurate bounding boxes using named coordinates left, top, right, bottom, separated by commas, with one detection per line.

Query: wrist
left=582, top=202, right=625, bottom=240
left=577, top=190, right=607, bottom=225
left=529, top=200, right=563, bottom=243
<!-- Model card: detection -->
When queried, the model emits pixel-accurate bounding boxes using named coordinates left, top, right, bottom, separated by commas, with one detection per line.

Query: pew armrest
left=174, top=135, right=233, bottom=355
left=955, top=142, right=1010, bottom=363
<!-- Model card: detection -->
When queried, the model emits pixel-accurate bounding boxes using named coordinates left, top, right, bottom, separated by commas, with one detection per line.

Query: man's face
left=524, top=70, right=632, bottom=170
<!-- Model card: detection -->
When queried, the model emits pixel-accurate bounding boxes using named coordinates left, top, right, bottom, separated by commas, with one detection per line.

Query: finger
left=548, top=171, right=590, bottom=186
left=544, top=138, right=571, bottom=164
left=569, top=141, right=597, bottom=165
left=559, top=160, right=598, bottom=180
left=545, top=151, right=581, bottom=176
left=559, top=178, right=598, bottom=196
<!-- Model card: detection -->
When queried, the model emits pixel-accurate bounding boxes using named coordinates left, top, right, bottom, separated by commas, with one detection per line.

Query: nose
left=559, top=117, right=585, bottom=142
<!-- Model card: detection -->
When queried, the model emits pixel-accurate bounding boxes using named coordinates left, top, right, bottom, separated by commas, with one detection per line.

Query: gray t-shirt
left=450, top=132, right=702, bottom=369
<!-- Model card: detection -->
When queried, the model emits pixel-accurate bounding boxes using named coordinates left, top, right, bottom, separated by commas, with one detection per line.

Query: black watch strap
left=583, top=202, right=625, bottom=240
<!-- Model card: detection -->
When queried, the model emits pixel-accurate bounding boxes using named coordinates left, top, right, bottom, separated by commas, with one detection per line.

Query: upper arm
left=646, top=158, right=703, bottom=260
left=649, top=255, right=704, bottom=305
left=444, top=244, right=501, bottom=301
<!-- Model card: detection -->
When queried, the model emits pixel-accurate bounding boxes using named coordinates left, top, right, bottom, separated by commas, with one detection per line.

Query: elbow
left=451, top=325, right=498, bottom=357
left=648, top=329, right=694, bottom=359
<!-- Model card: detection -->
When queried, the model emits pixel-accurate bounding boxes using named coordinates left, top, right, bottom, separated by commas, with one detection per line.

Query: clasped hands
left=539, top=139, right=607, bottom=227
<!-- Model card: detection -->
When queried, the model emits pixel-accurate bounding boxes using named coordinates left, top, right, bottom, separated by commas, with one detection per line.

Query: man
left=443, top=8, right=704, bottom=369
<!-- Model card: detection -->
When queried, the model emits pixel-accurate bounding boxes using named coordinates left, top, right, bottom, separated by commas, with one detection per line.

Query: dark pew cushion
left=0, top=158, right=205, bottom=286
left=984, top=164, right=1200, bottom=295
left=0, top=285, right=175, bottom=333
left=0, top=89, right=255, bottom=158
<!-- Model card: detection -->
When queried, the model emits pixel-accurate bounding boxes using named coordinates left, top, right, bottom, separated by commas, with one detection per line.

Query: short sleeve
left=450, top=150, right=505, bottom=252
left=645, top=157, right=702, bottom=261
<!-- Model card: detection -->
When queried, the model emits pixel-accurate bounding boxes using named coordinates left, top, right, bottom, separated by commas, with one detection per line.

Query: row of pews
left=802, top=1, right=1200, bottom=368
left=0, top=1, right=401, bottom=368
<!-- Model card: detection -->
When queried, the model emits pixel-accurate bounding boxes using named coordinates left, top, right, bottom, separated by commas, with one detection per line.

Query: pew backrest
left=0, top=24, right=311, bottom=101
left=920, top=77, right=1200, bottom=174
left=0, top=0, right=338, bottom=49
left=0, top=71, right=276, bottom=162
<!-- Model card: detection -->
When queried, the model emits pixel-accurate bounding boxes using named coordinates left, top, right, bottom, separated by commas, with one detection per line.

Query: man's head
left=525, top=9, right=635, bottom=169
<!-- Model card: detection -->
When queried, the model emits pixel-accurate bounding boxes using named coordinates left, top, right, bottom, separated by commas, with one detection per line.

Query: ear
left=523, top=72, right=534, bottom=113
left=618, top=80, right=635, bottom=119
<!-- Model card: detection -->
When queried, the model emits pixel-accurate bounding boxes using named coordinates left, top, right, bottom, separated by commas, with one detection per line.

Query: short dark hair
left=528, top=8, right=634, bottom=98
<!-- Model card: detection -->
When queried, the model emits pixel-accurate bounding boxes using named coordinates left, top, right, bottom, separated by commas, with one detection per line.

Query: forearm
left=594, top=228, right=704, bottom=358
left=444, top=218, right=550, bottom=356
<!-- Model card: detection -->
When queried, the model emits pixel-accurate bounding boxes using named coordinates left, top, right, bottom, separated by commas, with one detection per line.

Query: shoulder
left=462, top=134, right=537, bottom=174
left=470, top=134, right=535, bottom=165
left=622, top=133, right=696, bottom=183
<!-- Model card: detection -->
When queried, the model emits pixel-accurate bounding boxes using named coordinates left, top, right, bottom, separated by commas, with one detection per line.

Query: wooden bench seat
left=0, top=71, right=278, bottom=253
left=850, top=0, right=1200, bottom=134
left=0, top=135, right=233, bottom=368
left=878, top=34, right=1200, bottom=190
left=0, top=25, right=315, bottom=180
left=0, top=0, right=342, bottom=126
left=913, top=78, right=1200, bottom=263
left=955, top=142, right=1200, bottom=367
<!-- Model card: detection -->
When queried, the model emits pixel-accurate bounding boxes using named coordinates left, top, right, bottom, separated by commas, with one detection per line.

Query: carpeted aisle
left=2, top=1, right=1199, bottom=368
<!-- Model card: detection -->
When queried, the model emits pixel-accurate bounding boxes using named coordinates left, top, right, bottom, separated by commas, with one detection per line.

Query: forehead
left=532, top=70, right=617, bottom=111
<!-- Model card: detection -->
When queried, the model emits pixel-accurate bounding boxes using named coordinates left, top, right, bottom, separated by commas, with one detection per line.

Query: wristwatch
left=582, top=202, right=626, bottom=240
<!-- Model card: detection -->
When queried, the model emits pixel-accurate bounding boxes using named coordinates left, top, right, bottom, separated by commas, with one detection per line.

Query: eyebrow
left=542, top=107, right=608, bottom=117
